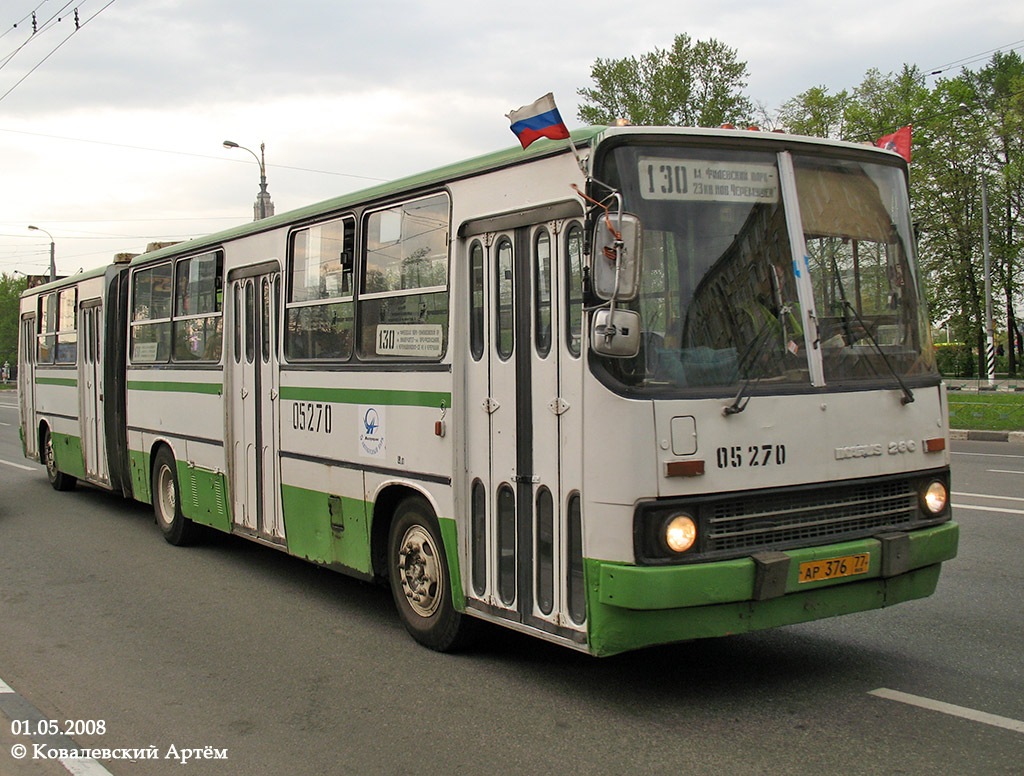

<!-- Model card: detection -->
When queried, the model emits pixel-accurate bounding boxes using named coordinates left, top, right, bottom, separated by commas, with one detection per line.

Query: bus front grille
left=706, top=478, right=918, bottom=553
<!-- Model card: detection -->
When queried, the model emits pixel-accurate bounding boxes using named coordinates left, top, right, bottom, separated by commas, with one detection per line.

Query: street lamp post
left=223, top=140, right=275, bottom=221
left=27, top=225, right=56, bottom=282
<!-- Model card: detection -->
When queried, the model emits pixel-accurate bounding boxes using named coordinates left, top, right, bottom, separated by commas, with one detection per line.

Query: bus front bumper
left=585, top=521, right=959, bottom=657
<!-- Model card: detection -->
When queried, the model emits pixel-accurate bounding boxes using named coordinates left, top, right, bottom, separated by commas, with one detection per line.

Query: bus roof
left=19, top=263, right=111, bottom=298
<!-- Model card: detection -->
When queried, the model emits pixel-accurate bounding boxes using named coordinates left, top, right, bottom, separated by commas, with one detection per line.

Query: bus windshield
left=592, top=143, right=938, bottom=396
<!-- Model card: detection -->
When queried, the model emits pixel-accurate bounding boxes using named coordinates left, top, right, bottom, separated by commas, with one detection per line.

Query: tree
left=577, top=33, right=753, bottom=127
left=967, top=51, right=1024, bottom=374
left=0, top=273, right=29, bottom=377
left=777, top=85, right=849, bottom=139
left=913, top=76, right=990, bottom=374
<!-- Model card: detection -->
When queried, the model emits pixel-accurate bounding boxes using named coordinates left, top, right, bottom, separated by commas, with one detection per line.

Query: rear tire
left=387, top=496, right=472, bottom=652
left=152, top=447, right=199, bottom=546
left=42, top=426, right=75, bottom=491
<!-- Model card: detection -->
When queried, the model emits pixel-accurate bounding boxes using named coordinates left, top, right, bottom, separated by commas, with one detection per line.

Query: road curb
left=950, top=429, right=1024, bottom=444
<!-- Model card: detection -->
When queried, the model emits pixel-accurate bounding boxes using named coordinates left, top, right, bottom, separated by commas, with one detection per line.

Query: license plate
left=798, top=553, right=870, bottom=583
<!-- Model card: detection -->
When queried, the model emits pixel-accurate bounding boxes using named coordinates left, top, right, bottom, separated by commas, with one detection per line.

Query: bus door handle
left=270, top=389, right=278, bottom=401
left=241, top=387, right=249, bottom=399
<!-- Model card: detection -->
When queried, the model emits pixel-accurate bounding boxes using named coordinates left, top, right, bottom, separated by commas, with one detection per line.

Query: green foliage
left=577, top=33, right=753, bottom=127
left=777, top=85, right=849, bottom=138
left=934, top=343, right=975, bottom=377
left=0, top=273, right=29, bottom=374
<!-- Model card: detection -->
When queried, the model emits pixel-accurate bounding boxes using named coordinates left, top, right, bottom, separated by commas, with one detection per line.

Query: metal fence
left=946, top=385, right=1024, bottom=431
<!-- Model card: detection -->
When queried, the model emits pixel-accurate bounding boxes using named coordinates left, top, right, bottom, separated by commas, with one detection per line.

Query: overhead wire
left=924, top=38, right=1024, bottom=77
left=0, top=1, right=76, bottom=70
left=0, top=125, right=389, bottom=182
left=0, top=0, right=116, bottom=106
left=0, top=0, right=55, bottom=43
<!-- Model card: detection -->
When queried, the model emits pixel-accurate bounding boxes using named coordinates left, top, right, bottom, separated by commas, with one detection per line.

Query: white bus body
left=20, top=126, right=957, bottom=656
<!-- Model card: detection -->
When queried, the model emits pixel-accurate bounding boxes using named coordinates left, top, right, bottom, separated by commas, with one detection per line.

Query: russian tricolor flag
left=507, top=93, right=571, bottom=149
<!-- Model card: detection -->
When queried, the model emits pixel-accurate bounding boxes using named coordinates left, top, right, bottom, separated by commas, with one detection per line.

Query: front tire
left=152, top=447, right=198, bottom=546
left=387, top=496, right=471, bottom=652
left=42, top=426, right=75, bottom=491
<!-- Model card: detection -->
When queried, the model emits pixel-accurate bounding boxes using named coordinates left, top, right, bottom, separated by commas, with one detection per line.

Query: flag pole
left=566, top=133, right=588, bottom=177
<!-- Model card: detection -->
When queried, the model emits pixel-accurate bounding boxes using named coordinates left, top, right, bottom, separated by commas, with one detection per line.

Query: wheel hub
left=398, top=525, right=442, bottom=618
left=157, top=466, right=176, bottom=523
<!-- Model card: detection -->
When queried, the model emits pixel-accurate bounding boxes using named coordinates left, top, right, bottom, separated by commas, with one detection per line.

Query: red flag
left=875, top=125, right=912, bottom=163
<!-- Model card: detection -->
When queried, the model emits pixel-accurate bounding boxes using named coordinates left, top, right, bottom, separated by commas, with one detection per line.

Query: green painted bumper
left=586, top=521, right=959, bottom=657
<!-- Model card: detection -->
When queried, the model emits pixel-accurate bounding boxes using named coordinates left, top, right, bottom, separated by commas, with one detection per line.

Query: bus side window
left=285, top=217, right=354, bottom=362
left=130, top=263, right=173, bottom=363
left=172, top=251, right=223, bottom=362
left=37, top=292, right=56, bottom=364
left=54, top=288, right=77, bottom=364
left=358, top=193, right=450, bottom=361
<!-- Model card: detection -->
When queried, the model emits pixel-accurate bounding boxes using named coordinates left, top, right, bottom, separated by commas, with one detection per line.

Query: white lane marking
left=0, top=457, right=36, bottom=471
left=953, top=451, right=1024, bottom=459
left=954, top=504, right=1024, bottom=516
left=954, top=491, right=1024, bottom=503
left=0, top=421, right=10, bottom=426
left=987, top=469, right=1024, bottom=475
left=61, top=759, right=116, bottom=776
left=870, top=688, right=1024, bottom=734
left=0, top=673, right=115, bottom=776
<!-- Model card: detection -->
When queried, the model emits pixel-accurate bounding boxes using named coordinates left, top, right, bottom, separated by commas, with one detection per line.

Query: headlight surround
left=921, top=480, right=948, bottom=515
left=662, top=513, right=698, bottom=554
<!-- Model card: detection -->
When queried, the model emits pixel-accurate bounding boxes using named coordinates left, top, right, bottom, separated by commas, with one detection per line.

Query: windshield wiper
left=839, top=299, right=915, bottom=405
left=724, top=322, right=778, bottom=416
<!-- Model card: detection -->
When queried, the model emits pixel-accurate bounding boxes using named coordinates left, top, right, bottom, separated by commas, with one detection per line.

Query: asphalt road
left=1, top=392, right=1022, bottom=775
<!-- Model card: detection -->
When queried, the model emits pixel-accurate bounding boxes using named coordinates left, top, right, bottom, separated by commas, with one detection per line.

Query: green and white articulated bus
left=19, top=126, right=958, bottom=656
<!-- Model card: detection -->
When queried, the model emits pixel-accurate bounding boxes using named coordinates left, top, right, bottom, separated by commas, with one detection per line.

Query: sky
left=1, top=0, right=1023, bottom=278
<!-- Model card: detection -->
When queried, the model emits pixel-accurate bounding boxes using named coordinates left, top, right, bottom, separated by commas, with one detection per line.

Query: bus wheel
left=42, top=427, right=75, bottom=491
left=152, top=447, right=198, bottom=546
left=387, top=496, right=471, bottom=652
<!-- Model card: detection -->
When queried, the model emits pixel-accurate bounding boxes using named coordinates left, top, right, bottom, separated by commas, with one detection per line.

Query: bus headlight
left=921, top=480, right=948, bottom=515
left=663, top=514, right=697, bottom=554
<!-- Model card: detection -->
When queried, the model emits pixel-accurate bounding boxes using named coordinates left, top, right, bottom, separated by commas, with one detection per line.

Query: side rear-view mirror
left=591, top=214, right=642, bottom=300
left=591, top=308, right=641, bottom=358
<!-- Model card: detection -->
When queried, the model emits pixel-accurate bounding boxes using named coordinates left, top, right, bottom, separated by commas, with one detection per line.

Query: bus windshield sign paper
left=375, top=324, right=443, bottom=358
left=638, top=158, right=778, bottom=203
left=132, top=341, right=160, bottom=362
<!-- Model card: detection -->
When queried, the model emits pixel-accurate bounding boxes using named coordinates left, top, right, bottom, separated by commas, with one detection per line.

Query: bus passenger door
left=19, top=314, right=37, bottom=459
left=78, top=302, right=108, bottom=483
left=229, top=271, right=284, bottom=544
left=464, top=217, right=586, bottom=637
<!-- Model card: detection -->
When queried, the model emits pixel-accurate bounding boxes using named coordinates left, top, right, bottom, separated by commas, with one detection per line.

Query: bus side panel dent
left=51, top=431, right=86, bottom=480
left=129, top=449, right=152, bottom=504
left=586, top=521, right=957, bottom=656
left=281, top=483, right=371, bottom=575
